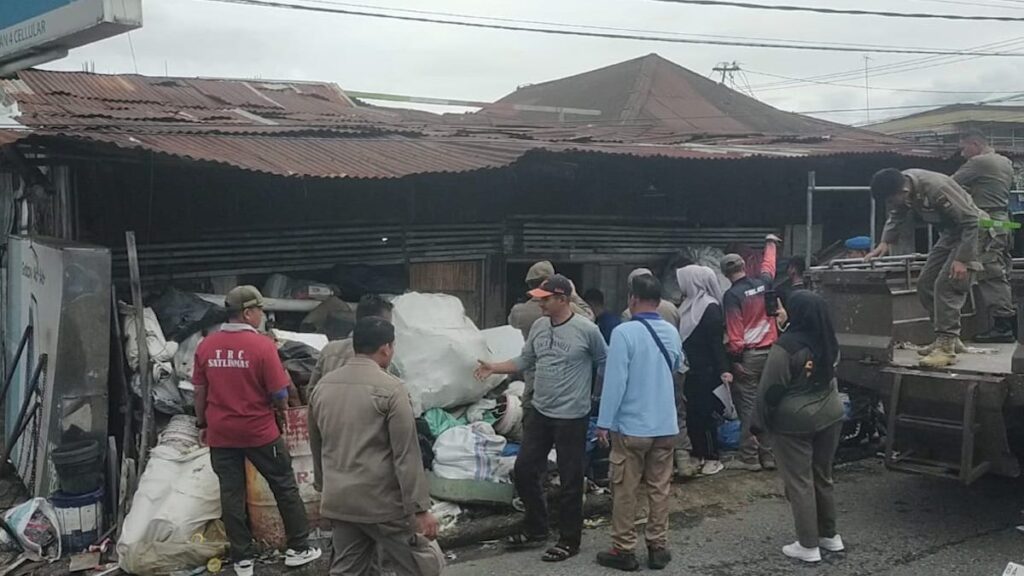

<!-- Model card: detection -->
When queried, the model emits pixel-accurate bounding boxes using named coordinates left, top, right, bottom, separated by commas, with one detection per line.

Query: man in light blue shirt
left=595, top=274, right=681, bottom=572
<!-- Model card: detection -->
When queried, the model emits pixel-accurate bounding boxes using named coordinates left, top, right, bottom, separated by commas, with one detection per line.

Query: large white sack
left=481, top=325, right=525, bottom=361
left=117, top=441, right=226, bottom=575
left=433, top=422, right=510, bottom=483
left=392, top=293, right=504, bottom=415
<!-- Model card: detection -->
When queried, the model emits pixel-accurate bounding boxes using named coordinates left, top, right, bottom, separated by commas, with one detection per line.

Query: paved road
left=446, top=459, right=1024, bottom=576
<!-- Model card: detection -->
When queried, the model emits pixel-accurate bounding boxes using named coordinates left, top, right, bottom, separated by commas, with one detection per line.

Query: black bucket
left=51, top=440, right=102, bottom=495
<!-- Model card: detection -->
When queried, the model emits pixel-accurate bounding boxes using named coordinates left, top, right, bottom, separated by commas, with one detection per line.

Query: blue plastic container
left=718, top=420, right=742, bottom=451
left=50, top=487, right=104, bottom=553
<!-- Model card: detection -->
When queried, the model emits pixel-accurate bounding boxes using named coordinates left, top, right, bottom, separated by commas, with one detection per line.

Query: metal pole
left=807, top=171, right=815, bottom=270
left=0, top=325, right=33, bottom=412
left=928, top=224, right=935, bottom=251
left=870, top=196, right=877, bottom=246
left=1, top=353, right=47, bottom=468
left=126, top=231, right=153, bottom=477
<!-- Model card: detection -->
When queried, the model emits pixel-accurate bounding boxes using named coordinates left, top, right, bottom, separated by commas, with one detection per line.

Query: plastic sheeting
left=391, top=293, right=504, bottom=415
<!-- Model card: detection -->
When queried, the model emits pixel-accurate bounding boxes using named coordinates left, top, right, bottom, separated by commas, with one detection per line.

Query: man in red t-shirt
left=193, top=285, right=321, bottom=576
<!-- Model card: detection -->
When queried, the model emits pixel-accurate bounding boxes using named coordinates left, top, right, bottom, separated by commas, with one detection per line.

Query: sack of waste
left=432, top=422, right=512, bottom=483
left=118, top=417, right=227, bottom=575
left=391, top=293, right=505, bottom=415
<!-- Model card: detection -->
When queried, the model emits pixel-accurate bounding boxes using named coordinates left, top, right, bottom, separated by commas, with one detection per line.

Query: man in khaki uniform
left=620, top=268, right=680, bottom=327
left=308, top=295, right=394, bottom=390
left=508, top=261, right=594, bottom=339
left=867, top=168, right=984, bottom=367
left=309, top=317, right=443, bottom=576
left=953, top=129, right=1017, bottom=343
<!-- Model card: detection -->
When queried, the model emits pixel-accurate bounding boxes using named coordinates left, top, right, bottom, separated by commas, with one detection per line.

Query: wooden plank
left=126, top=231, right=154, bottom=480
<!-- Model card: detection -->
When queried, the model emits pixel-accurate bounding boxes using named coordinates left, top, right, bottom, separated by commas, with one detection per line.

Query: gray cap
left=627, top=268, right=654, bottom=285
left=525, top=261, right=555, bottom=282
left=719, top=254, right=745, bottom=276
left=225, top=285, right=265, bottom=311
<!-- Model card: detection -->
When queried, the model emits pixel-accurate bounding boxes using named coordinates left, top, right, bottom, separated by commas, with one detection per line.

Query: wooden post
left=126, top=231, right=153, bottom=477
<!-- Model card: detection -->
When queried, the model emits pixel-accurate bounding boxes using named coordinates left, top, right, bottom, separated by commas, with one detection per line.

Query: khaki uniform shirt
left=308, top=357, right=430, bottom=524
left=880, top=169, right=983, bottom=266
left=621, top=299, right=681, bottom=327
left=508, top=294, right=595, bottom=339
left=952, top=151, right=1014, bottom=219
left=308, top=338, right=355, bottom=390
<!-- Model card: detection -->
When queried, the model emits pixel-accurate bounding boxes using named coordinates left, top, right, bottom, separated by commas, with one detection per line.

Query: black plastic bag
left=151, top=288, right=226, bottom=341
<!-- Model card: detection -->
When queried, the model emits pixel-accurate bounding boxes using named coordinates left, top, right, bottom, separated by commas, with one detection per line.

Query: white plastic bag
left=392, top=293, right=504, bottom=415
left=117, top=441, right=226, bottom=575
left=713, top=382, right=739, bottom=421
left=0, top=498, right=61, bottom=562
left=123, top=305, right=179, bottom=370
left=432, top=423, right=509, bottom=483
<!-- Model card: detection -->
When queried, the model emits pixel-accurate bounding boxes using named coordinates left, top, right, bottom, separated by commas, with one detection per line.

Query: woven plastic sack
left=432, top=422, right=510, bottom=483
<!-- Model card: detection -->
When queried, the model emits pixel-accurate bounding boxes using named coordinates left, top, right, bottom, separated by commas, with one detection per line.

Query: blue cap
left=845, top=236, right=872, bottom=251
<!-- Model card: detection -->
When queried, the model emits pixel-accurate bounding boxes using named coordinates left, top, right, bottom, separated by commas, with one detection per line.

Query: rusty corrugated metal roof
left=0, top=69, right=938, bottom=180
left=29, top=132, right=535, bottom=179
left=4, top=69, right=425, bottom=134
left=472, top=54, right=901, bottom=143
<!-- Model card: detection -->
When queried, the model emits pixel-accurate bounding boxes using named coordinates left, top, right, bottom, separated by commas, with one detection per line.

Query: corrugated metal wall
left=111, top=223, right=503, bottom=282
left=519, top=222, right=780, bottom=262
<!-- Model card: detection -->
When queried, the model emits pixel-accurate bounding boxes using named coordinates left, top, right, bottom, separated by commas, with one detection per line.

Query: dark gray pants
left=733, top=349, right=770, bottom=464
left=772, top=422, right=843, bottom=548
left=210, top=436, right=310, bottom=561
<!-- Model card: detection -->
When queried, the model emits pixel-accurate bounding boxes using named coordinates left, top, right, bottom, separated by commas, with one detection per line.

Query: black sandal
left=505, top=532, right=547, bottom=550
left=542, top=544, right=579, bottom=562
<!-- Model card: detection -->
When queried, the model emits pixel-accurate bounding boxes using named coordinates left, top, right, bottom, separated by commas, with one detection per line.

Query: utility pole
left=712, top=61, right=741, bottom=85
left=863, top=55, right=873, bottom=124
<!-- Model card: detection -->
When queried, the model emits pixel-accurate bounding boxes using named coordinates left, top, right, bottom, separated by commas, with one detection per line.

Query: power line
left=748, top=36, right=1024, bottom=90
left=197, top=0, right=1024, bottom=56
left=292, top=0, right=964, bottom=51
left=648, top=0, right=1024, bottom=22
left=745, top=68, right=1024, bottom=94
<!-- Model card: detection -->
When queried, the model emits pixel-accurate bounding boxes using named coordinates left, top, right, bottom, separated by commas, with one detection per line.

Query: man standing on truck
left=953, top=129, right=1017, bottom=343
left=866, top=168, right=984, bottom=368
left=720, top=234, right=783, bottom=472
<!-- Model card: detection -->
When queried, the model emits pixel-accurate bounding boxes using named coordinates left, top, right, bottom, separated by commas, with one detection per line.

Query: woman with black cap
left=755, top=291, right=845, bottom=564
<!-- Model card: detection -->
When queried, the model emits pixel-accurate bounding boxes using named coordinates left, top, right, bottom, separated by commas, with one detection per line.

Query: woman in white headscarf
left=676, top=265, right=733, bottom=475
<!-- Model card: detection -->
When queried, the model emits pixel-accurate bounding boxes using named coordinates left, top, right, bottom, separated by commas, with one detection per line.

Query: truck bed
left=892, top=343, right=1017, bottom=376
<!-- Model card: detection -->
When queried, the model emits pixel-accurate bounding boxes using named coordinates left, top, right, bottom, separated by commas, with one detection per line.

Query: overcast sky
left=40, top=0, right=1024, bottom=125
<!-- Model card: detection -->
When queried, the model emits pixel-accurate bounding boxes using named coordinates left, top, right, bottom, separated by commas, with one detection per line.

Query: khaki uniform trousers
left=329, top=517, right=445, bottom=576
left=610, top=433, right=675, bottom=552
left=918, top=231, right=977, bottom=336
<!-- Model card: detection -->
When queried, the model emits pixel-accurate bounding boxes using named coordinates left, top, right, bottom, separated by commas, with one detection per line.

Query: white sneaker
left=285, top=547, right=323, bottom=568
left=233, top=560, right=254, bottom=576
left=782, top=542, right=822, bottom=563
left=819, top=534, right=845, bottom=552
left=701, top=460, right=724, bottom=476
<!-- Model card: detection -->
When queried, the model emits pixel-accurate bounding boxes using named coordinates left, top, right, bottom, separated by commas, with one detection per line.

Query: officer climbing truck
left=805, top=165, right=1024, bottom=485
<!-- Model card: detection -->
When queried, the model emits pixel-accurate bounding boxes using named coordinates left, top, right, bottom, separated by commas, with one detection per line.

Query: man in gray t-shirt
left=514, top=313, right=607, bottom=419
left=476, top=274, right=606, bottom=561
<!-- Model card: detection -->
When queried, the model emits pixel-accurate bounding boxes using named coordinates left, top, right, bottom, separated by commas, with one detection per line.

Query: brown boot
left=919, top=335, right=958, bottom=368
left=917, top=337, right=966, bottom=356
